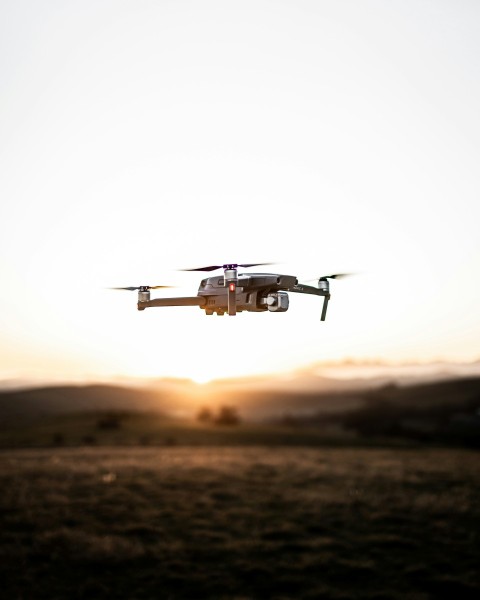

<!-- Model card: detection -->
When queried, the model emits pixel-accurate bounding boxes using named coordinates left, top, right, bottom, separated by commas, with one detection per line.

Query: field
left=1, top=446, right=479, bottom=599
left=0, top=412, right=363, bottom=449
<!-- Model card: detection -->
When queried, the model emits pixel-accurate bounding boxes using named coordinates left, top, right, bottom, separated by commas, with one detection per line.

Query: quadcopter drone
left=111, top=263, right=349, bottom=320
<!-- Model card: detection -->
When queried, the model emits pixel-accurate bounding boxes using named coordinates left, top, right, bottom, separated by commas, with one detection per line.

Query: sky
left=1, top=0, right=479, bottom=385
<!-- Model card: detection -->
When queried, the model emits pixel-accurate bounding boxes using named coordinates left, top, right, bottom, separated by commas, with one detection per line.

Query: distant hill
left=0, top=382, right=367, bottom=424
left=0, top=385, right=169, bottom=424
left=304, top=377, right=480, bottom=447
left=0, top=377, right=479, bottom=447
left=1, top=376, right=480, bottom=422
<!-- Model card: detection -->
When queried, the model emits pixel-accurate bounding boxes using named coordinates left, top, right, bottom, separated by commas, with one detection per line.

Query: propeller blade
left=181, top=265, right=222, bottom=272
left=181, top=262, right=275, bottom=272
left=237, top=262, right=275, bottom=269
left=304, top=273, right=354, bottom=283
left=320, top=273, right=352, bottom=280
left=108, top=285, right=174, bottom=291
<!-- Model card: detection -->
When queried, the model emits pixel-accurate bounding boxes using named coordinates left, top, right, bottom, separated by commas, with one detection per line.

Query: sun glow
left=189, top=372, right=214, bottom=385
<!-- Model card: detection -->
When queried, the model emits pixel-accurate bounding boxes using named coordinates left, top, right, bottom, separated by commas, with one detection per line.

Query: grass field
left=1, top=446, right=479, bottom=599
left=0, top=413, right=363, bottom=449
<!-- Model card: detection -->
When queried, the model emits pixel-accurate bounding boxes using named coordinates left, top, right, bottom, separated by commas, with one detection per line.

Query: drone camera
left=265, top=291, right=289, bottom=312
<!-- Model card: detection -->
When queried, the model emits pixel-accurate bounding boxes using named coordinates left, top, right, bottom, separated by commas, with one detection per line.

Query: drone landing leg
left=321, top=294, right=330, bottom=321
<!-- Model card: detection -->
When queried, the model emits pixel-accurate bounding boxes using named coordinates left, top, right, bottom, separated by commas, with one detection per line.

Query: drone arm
left=288, top=283, right=325, bottom=297
left=288, top=284, right=330, bottom=320
left=138, top=296, right=206, bottom=310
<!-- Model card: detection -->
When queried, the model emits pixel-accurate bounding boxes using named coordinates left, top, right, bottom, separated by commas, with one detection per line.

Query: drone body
left=118, top=264, right=349, bottom=320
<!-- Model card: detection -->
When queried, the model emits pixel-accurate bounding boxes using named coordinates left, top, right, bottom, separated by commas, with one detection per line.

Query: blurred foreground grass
left=1, top=447, right=479, bottom=599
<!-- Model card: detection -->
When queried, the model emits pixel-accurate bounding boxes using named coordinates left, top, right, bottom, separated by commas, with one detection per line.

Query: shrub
left=197, top=406, right=214, bottom=423
left=214, top=406, right=241, bottom=426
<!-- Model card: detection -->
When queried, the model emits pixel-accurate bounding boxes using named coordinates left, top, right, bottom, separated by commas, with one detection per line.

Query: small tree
left=214, top=405, right=241, bottom=426
left=197, top=406, right=214, bottom=423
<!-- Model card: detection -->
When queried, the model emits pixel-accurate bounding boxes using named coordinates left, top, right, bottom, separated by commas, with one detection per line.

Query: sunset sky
left=1, top=1, right=479, bottom=385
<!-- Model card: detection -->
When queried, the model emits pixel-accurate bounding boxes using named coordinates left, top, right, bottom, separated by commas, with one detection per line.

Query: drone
left=111, top=263, right=350, bottom=320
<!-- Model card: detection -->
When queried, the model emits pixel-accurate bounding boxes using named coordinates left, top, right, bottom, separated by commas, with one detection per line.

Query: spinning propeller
left=319, top=273, right=351, bottom=280
left=108, top=285, right=174, bottom=291
left=181, top=262, right=274, bottom=273
left=304, top=273, right=352, bottom=284
left=108, top=284, right=174, bottom=303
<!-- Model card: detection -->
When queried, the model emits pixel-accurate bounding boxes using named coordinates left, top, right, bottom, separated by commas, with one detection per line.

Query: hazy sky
left=1, top=0, right=479, bottom=383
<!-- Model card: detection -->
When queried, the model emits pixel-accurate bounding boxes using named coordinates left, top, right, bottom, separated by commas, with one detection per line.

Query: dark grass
left=0, top=414, right=363, bottom=449
left=1, top=447, right=479, bottom=599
